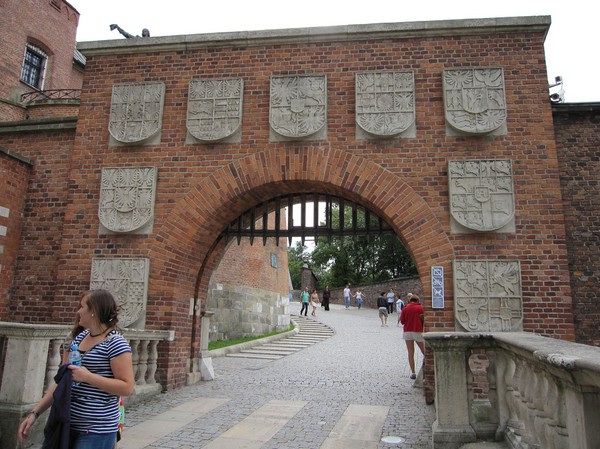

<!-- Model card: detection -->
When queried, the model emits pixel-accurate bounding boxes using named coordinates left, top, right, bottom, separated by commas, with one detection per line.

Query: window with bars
left=20, top=44, right=47, bottom=89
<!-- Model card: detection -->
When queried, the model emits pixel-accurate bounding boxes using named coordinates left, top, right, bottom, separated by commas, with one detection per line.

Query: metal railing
left=20, top=89, right=82, bottom=103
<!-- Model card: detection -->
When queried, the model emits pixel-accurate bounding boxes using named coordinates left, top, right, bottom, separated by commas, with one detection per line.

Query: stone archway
left=147, top=147, right=454, bottom=390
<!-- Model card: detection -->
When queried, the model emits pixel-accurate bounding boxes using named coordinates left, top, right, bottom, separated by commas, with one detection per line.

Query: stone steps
left=226, top=314, right=334, bottom=360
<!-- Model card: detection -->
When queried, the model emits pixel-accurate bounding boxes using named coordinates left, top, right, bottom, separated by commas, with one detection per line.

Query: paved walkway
left=119, top=302, right=434, bottom=449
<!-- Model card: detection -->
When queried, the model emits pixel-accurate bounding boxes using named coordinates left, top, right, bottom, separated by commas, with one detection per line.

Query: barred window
left=21, top=44, right=47, bottom=89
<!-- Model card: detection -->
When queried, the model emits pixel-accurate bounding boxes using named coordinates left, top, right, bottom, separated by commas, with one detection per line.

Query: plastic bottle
left=69, top=343, right=82, bottom=386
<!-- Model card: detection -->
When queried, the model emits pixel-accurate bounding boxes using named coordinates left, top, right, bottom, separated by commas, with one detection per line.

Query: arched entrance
left=146, top=147, right=454, bottom=394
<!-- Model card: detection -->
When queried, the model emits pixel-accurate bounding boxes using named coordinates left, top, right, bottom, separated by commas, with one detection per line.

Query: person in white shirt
left=343, top=285, right=351, bottom=309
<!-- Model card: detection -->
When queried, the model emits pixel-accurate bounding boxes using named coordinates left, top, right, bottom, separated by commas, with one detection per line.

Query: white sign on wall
left=431, top=266, right=445, bottom=309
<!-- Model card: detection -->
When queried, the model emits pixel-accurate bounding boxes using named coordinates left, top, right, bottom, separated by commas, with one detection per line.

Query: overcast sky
left=70, top=0, right=597, bottom=102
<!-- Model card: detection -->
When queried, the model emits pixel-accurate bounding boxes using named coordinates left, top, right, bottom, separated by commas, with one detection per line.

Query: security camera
left=550, top=92, right=563, bottom=103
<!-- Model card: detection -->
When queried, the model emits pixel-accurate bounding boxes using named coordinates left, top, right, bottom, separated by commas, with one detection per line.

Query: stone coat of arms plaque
left=98, top=167, right=157, bottom=234
left=90, top=258, right=150, bottom=328
left=443, top=68, right=506, bottom=135
left=270, top=75, right=327, bottom=139
left=449, top=160, right=514, bottom=232
left=109, top=82, right=165, bottom=144
left=187, top=78, right=243, bottom=142
left=356, top=71, right=415, bottom=138
left=453, top=260, right=522, bottom=332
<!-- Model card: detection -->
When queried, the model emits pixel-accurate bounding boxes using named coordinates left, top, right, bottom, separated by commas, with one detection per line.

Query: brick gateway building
left=1, top=15, right=598, bottom=400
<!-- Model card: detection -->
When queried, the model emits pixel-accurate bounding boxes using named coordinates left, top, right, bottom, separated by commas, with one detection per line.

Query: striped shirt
left=70, top=329, right=131, bottom=433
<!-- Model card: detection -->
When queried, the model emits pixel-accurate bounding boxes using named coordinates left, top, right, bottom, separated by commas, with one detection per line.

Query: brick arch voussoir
left=150, top=148, right=453, bottom=297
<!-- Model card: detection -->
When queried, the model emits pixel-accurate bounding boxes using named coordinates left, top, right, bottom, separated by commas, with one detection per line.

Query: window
left=21, top=44, right=47, bottom=89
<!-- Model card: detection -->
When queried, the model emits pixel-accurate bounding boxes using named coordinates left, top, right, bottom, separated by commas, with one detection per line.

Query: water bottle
left=69, top=343, right=82, bottom=386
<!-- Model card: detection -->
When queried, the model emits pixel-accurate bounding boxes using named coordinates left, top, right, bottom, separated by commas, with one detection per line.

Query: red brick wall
left=0, top=149, right=32, bottom=319
left=0, top=0, right=82, bottom=101
left=0, top=128, right=75, bottom=322
left=212, top=213, right=289, bottom=295
left=0, top=19, right=579, bottom=392
left=553, top=105, right=600, bottom=346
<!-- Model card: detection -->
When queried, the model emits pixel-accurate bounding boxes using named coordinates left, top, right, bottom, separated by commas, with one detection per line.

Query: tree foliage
left=287, top=203, right=417, bottom=289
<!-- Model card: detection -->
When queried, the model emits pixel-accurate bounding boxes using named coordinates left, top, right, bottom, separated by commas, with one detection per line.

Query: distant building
left=0, top=0, right=84, bottom=121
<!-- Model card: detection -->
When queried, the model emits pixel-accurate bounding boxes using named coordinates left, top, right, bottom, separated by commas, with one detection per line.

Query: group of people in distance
left=300, top=287, right=321, bottom=317
left=299, top=285, right=425, bottom=380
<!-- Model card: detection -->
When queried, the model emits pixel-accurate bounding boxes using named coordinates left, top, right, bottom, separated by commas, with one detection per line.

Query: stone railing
left=0, top=322, right=174, bottom=449
left=424, top=332, right=600, bottom=449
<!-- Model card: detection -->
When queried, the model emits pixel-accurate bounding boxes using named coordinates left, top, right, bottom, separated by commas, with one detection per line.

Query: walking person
left=343, top=284, right=351, bottom=309
left=396, top=293, right=409, bottom=326
left=322, top=286, right=331, bottom=311
left=310, top=289, right=319, bottom=317
left=300, top=287, right=310, bottom=316
left=353, top=289, right=365, bottom=309
left=377, top=291, right=388, bottom=326
left=18, top=289, right=134, bottom=449
left=386, top=288, right=396, bottom=314
left=399, top=294, right=425, bottom=379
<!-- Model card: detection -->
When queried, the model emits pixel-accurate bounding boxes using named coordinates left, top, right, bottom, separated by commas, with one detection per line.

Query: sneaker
left=410, top=373, right=416, bottom=380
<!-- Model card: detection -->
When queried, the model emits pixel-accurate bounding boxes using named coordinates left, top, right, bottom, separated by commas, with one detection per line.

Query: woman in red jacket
left=399, top=294, right=425, bottom=380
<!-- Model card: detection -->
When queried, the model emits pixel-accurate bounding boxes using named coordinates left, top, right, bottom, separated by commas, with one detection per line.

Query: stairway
left=225, top=314, right=334, bottom=360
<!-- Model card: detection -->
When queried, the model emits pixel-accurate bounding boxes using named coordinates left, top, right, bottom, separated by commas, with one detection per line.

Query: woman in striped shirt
left=19, top=289, right=134, bottom=449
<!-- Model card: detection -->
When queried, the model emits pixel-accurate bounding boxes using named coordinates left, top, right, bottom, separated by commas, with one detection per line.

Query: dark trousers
left=387, top=303, right=394, bottom=313
left=300, top=302, right=309, bottom=316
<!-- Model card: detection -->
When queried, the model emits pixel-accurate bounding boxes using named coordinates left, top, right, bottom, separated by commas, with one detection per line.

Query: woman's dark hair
left=85, top=289, right=120, bottom=328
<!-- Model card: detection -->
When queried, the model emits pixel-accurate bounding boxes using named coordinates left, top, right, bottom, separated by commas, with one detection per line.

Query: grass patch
left=208, top=323, right=294, bottom=351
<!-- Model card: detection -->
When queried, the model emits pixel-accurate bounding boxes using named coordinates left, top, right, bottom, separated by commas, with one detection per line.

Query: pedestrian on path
left=352, top=289, right=365, bottom=309
left=396, top=293, right=409, bottom=325
left=399, top=294, right=425, bottom=379
left=377, top=291, right=388, bottom=326
left=343, top=284, right=351, bottom=309
left=386, top=288, right=396, bottom=314
left=310, top=289, right=319, bottom=317
left=321, top=286, right=331, bottom=311
left=300, top=287, right=310, bottom=316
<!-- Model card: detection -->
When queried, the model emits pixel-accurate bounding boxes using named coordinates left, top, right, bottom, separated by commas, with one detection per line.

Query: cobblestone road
left=118, top=302, right=434, bottom=449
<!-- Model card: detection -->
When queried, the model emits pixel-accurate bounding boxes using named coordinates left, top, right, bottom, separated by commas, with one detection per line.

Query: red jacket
left=400, top=302, right=424, bottom=332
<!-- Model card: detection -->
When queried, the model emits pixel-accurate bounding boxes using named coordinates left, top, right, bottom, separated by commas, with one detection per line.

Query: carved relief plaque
left=109, top=82, right=165, bottom=144
left=98, top=167, right=157, bottom=234
left=270, top=75, right=326, bottom=140
left=453, top=260, right=522, bottom=332
left=356, top=71, right=415, bottom=138
left=187, top=78, right=243, bottom=142
left=449, top=160, right=514, bottom=232
left=90, top=258, right=150, bottom=328
left=443, top=68, right=506, bottom=135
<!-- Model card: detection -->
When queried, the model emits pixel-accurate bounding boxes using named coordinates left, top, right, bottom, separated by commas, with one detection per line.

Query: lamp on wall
left=549, top=76, right=565, bottom=103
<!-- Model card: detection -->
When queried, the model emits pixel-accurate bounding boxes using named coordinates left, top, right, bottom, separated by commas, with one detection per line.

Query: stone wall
left=207, top=283, right=290, bottom=341
left=327, top=277, right=422, bottom=310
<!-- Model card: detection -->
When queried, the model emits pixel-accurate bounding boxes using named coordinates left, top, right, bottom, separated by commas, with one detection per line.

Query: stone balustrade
left=424, top=332, right=600, bottom=449
left=0, top=322, right=174, bottom=449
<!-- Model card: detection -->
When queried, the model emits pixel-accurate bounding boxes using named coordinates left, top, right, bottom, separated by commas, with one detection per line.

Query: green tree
left=309, top=204, right=416, bottom=288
